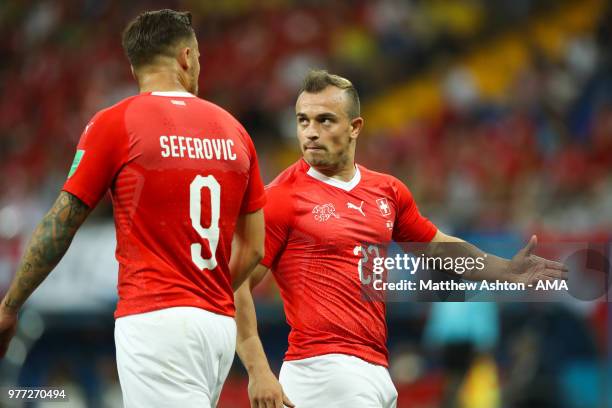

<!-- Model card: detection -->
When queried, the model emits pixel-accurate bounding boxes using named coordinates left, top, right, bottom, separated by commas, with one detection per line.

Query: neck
left=137, top=70, right=188, bottom=94
left=310, top=161, right=356, bottom=182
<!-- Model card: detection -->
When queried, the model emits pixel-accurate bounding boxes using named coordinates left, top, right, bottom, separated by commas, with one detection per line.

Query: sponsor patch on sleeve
left=67, top=149, right=85, bottom=178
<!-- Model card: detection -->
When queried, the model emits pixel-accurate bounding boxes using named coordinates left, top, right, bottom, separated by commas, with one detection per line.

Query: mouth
left=304, top=145, right=326, bottom=151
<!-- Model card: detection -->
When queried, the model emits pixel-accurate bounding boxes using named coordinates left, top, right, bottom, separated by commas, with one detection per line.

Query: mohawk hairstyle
left=301, top=70, right=360, bottom=118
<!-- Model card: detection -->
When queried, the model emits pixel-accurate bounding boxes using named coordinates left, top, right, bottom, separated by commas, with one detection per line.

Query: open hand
left=508, top=235, right=568, bottom=285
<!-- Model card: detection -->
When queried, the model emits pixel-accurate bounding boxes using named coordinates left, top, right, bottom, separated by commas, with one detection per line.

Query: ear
left=177, top=46, right=191, bottom=71
left=350, top=117, right=364, bottom=140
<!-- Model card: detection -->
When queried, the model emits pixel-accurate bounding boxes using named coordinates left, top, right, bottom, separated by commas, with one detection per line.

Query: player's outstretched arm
left=235, top=266, right=294, bottom=408
left=0, top=191, right=91, bottom=357
left=229, top=209, right=265, bottom=291
left=429, top=230, right=568, bottom=284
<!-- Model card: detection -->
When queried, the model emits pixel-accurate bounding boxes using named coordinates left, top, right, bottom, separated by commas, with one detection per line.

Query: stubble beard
left=306, top=149, right=351, bottom=175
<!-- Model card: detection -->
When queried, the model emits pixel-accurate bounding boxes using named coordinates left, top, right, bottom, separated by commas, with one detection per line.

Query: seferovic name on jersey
left=159, top=135, right=237, bottom=160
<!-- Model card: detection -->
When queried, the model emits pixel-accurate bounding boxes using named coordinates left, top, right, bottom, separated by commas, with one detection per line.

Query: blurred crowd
left=1, top=0, right=610, bottom=237
left=0, top=0, right=610, bottom=407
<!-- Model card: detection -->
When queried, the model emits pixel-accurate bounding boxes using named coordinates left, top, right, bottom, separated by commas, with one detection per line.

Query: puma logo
left=347, top=201, right=365, bottom=216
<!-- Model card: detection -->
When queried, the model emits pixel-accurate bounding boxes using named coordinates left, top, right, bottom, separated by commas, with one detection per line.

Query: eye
left=298, top=117, right=309, bottom=126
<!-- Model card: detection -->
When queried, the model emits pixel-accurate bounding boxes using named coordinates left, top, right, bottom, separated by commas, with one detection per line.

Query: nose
left=303, top=122, right=319, bottom=140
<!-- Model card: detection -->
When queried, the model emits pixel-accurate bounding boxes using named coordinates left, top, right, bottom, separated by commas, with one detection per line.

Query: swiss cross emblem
left=376, top=198, right=391, bottom=216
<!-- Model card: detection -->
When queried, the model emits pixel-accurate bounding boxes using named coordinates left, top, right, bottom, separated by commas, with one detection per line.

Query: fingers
left=248, top=375, right=291, bottom=408
left=547, top=274, right=567, bottom=282
left=282, top=392, right=295, bottom=408
left=250, top=396, right=262, bottom=408
left=532, top=267, right=569, bottom=282
left=252, top=394, right=287, bottom=408
left=258, top=398, right=275, bottom=408
left=531, top=259, right=569, bottom=281
left=521, top=235, right=537, bottom=256
left=530, top=255, right=568, bottom=275
left=544, top=259, right=568, bottom=271
left=544, top=268, right=569, bottom=280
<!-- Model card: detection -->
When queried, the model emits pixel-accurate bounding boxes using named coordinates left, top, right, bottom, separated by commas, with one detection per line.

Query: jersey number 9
left=190, top=175, right=221, bottom=270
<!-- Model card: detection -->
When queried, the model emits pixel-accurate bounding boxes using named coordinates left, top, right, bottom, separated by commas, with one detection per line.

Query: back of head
left=122, top=9, right=195, bottom=70
left=301, top=70, right=361, bottom=119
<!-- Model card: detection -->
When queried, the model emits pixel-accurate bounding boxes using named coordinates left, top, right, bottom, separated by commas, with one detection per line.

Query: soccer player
left=234, top=70, right=568, bottom=407
left=0, top=10, right=266, bottom=407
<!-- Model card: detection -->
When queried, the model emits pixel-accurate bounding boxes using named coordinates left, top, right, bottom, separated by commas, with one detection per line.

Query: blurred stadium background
left=0, top=0, right=610, bottom=407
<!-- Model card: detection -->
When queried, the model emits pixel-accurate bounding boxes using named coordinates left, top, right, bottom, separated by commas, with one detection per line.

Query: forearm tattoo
left=3, top=192, right=91, bottom=311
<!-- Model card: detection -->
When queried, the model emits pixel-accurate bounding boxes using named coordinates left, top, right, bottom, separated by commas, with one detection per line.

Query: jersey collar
left=150, top=91, right=195, bottom=97
left=306, top=163, right=361, bottom=192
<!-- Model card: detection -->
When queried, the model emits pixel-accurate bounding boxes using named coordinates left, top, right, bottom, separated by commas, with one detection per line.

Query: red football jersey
left=262, top=159, right=436, bottom=367
left=63, top=91, right=266, bottom=318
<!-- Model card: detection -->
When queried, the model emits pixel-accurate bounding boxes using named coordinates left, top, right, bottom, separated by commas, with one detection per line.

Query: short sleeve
left=239, top=135, right=266, bottom=214
left=62, top=108, right=128, bottom=208
left=260, top=185, right=291, bottom=268
left=391, top=179, right=437, bottom=242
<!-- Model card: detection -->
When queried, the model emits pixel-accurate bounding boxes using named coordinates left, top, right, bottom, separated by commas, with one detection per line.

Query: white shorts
left=279, top=354, right=398, bottom=408
left=114, top=307, right=236, bottom=408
